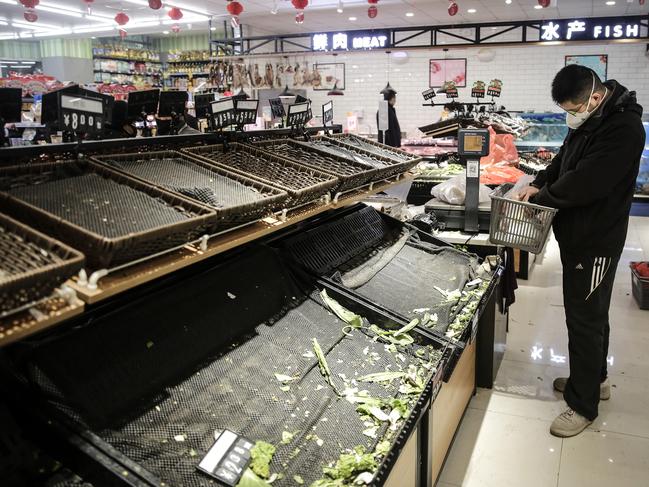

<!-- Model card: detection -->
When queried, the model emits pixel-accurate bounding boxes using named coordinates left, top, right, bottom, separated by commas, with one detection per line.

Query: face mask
left=565, top=74, right=606, bottom=129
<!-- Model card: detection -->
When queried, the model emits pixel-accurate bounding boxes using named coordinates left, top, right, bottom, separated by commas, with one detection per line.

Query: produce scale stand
left=0, top=124, right=504, bottom=487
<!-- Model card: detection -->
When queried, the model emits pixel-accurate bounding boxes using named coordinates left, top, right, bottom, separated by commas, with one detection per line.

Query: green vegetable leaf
left=393, top=318, right=419, bottom=337
left=274, top=373, right=296, bottom=383
left=236, top=469, right=271, bottom=487
left=281, top=431, right=295, bottom=445
left=250, top=441, right=276, bottom=479
left=357, top=371, right=406, bottom=383
left=320, top=290, right=363, bottom=329
left=313, top=338, right=342, bottom=396
left=293, top=474, right=304, bottom=484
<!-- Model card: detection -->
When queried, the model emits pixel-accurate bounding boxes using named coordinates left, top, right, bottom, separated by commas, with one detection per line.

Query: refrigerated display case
left=637, top=116, right=649, bottom=199
left=515, top=112, right=568, bottom=151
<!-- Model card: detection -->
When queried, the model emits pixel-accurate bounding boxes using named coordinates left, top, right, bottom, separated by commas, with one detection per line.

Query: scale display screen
left=458, top=128, right=490, bottom=157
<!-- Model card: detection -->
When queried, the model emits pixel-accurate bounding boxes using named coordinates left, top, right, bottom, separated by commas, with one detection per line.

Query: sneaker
left=553, top=377, right=611, bottom=400
left=550, top=408, right=593, bottom=437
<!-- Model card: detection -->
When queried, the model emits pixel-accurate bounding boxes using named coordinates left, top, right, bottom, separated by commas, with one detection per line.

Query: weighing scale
left=458, top=128, right=490, bottom=232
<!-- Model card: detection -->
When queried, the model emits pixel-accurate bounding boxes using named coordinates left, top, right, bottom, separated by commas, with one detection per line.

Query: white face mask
left=565, top=74, right=596, bottom=129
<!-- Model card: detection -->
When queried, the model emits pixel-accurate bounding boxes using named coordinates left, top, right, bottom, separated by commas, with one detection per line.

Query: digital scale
left=458, top=128, right=490, bottom=232
left=423, top=128, right=490, bottom=233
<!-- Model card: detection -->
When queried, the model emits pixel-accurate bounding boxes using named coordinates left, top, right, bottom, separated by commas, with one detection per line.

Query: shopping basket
left=630, top=262, right=649, bottom=310
left=489, top=183, right=557, bottom=254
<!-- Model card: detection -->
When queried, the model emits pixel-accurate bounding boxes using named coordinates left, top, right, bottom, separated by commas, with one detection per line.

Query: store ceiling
left=0, top=0, right=646, bottom=41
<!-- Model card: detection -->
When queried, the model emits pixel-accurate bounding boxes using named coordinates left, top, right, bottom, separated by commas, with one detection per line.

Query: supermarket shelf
left=94, top=70, right=161, bottom=76
left=167, top=59, right=211, bottom=64
left=0, top=294, right=84, bottom=348
left=165, top=72, right=210, bottom=77
left=93, top=55, right=161, bottom=63
left=67, top=174, right=413, bottom=304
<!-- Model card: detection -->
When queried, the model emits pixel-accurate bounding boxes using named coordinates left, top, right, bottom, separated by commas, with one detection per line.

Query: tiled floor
left=437, top=216, right=649, bottom=487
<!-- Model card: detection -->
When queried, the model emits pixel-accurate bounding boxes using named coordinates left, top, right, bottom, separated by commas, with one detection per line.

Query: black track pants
left=560, top=251, right=620, bottom=421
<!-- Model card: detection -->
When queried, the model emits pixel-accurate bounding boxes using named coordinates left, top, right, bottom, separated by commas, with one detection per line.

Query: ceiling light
left=406, top=12, right=414, bottom=17
left=467, top=8, right=477, bottom=13
left=38, top=6, right=83, bottom=17
left=122, top=0, right=148, bottom=5
left=534, top=4, right=543, bottom=8
left=10, top=65, right=28, bottom=68
left=337, top=0, right=343, bottom=13
left=505, top=0, right=512, bottom=4
left=0, top=0, right=17, bottom=5
left=19, top=32, right=33, bottom=38
left=34, top=29, right=71, bottom=37
left=12, top=20, right=60, bottom=30
left=20, top=61, right=35, bottom=64
left=72, top=25, right=114, bottom=33
left=0, top=20, right=7, bottom=26
left=349, top=16, right=356, bottom=21
left=163, top=30, right=169, bottom=34
left=605, top=0, right=615, bottom=4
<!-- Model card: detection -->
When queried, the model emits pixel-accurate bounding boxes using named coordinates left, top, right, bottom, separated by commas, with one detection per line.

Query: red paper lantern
left=295, top=11, right=304, bottom=23
left=168, top=7, right=183, bottom=20
left=171, top=23, right=181, bottom=33
left=226, top=1, right=243, bottom=16
left=368, top=5, right=377, bottom=18
left=448, top=1, right=458, bottom=16
left=640, top=0, right=645, bottom=5
left=538, top=0, right=550, bottom=7
left=291, top=0, right=308, bottom=9
left=367, top=0, right=378, bottom=3
left=148, top=0, right=162, bottom=10
left=23, top=9, right=38, bottom=22
left=119, top=28, right=127, bottom=39
left=115, top=12, right=129, bottom=25
left=19, top=0, right=39, bottom=8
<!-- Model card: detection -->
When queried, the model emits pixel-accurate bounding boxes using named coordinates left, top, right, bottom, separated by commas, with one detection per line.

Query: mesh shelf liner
left=0, top=225, right=64, bottom=278
left=108, top=157, right=267, bottom=208
left=258, top=142, right=364, bottom=177
left=336, top=238, right=480, bottom=332
left=331, top=135, right=415, bottom=162
left=304, top=140, right=392, bottom=169
left=15, top=248, right=440, bottom=487
left=195, top=148, right=329, bottom=191
left=7, top=173, right=192, bottom=239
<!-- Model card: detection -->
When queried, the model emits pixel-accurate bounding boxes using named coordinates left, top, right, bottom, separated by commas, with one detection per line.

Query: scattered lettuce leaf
left=250, top=441, right=276, bottom=479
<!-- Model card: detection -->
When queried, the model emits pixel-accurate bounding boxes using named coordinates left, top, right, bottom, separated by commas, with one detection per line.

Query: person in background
left=377, top=89, right=401, bottom=147
left=517, top=65, right=644, bottom=438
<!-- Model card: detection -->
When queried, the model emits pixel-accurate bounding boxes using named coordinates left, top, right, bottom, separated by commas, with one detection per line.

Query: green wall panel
left=40, top=39, right=92, bottom=59
left=0, top=40, right=40, bottom=60
left=156, top=33, right=209, bottom=52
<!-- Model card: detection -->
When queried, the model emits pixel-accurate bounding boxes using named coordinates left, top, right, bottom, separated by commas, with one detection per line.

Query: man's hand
left=516, top=185, right=540, bottom=202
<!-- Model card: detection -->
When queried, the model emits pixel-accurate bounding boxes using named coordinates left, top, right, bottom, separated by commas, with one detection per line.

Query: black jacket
left=377, top=104, right=401, bottom=147
left=531, top=80, right=644, bottom=257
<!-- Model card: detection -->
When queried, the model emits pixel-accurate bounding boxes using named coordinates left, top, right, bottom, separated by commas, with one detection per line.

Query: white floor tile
left=558, top=430, right=649, bottom=487
left=438, top=409, right=562, bottom=487
left=470, top=359, right=568, bottom=422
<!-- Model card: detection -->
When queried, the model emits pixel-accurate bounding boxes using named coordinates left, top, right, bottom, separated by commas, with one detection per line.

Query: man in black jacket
left=377, top=89, right=401, bottom=147
left=518, top=65, right=644, bottom=437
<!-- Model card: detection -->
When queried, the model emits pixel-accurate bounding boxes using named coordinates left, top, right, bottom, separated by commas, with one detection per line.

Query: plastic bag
left=504, top=174, right=536, bottom=199
left=431, top=174, right=492, bottom=206
left=480, top=164, right=525, bottom=185
left=480, top=126, right=520, bottom=166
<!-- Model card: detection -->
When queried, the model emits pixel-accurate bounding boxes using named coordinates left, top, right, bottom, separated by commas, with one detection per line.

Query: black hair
left=383, top=90, right=396, bottom=102
left=551, top=64, right=605, bottom=104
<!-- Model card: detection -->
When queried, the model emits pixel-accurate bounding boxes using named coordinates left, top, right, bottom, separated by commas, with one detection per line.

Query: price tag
left=59, top=94, right=104, bottom=135
left=235, top=99, right=259, bottom=126
left=287, top=101, right=311, bottom=128
left=487, top=79, right=502, bottom=98
left=269, top=97, right=285, bottom=119
left=211, top=98, right=236, bottom=130
left=422, top=88, right=436, bottom=101
left=471, top=81, right=486, bottom=99
left=322, top=101, right=334, bottom=126
left=197, top=430, right=253, bottom=486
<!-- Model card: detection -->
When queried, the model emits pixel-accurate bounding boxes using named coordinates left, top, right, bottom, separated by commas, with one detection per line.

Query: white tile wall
left=249, top=42, right=649, bottom=138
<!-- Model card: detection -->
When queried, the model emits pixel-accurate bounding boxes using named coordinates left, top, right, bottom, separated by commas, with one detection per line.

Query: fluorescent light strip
left=161, top=16, right=207, bottom=25
left=122, top=0, right=149, bottom=5
left=12, top=20, right=61, bottom=30
left=38, top=5, right=83, bottom=17
left=0, top=20, right=8, bottom=25
left=10, top=65, right=28, bottom=68
left=19, top=32, right=33, bottom=38
left=72, top=25, right=115, bottom=33
left=0, top=0, right=17, bottom=5
left=34, top=28, right=71, bottom=37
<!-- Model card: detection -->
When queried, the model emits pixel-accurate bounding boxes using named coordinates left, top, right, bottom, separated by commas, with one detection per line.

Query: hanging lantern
left=115, top=11, right=129, bottom=26
left=23, top=8, right=38, bottom=22
left=448, top=1, right=458, bottom=16
left=148, top=0, right=162, bottom=10
left=82, top=0, right=93, bottom=14
left=119, top=28, right=127, bottom=39
left=368, top=6, right=377, bottom=18
left=538, top=0, right=550, bottom=7
left=19, top=0, right=39, bottom=8
left=292, top=0, right=308, bottom=23
left=171, top=23, right=181, bottom=33
left=168, top=7, right=183, bottom=20
left=226, top=1, right=243, bottom=28
left=640, top=0, right=645, bottom=5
